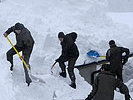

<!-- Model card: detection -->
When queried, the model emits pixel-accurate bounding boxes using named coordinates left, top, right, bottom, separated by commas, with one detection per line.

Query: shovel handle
left=6, top=36, right=29, bottom=70
left=51, top=62, right=57, bottom=70
left=99, top=55, right=106, bottom=57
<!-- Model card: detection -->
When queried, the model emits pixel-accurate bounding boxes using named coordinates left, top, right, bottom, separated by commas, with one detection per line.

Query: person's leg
left=6, top=45, right=22, bottom=70
left=58, top=62, right=67, bottom=78
left=59, top=62, right=66, bottom=73
left=116, top=69, right=123, bottom=82
left=23, top=55, right=32, bottom=86
left=68, top=57, right=77, bottom=89
left=68, top=57, right=77, bottom=83
left=23, top=46, right=34, bottom=86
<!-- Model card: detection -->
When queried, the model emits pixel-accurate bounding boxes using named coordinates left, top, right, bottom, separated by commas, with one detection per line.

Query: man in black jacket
left=106, top=40, right=130, bottom=81
left=85, top=64, right=131, bottom=100
left=56, top=32, right=79, bottom=89
left=3, top=23, right=34, bottom=86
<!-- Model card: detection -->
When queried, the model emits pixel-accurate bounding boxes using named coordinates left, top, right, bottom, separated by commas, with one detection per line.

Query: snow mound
left=0, top=0, right=133, bottom=99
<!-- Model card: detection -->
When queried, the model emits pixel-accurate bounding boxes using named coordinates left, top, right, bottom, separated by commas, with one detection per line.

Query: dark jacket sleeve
left=121, top=47, right=130, bottom=65
left=106, top=49, right=111, bottom=61
left=59, top=43, right=69, bottom=60
left=121, top=47, right=130, bottom=57
left=115, top=79, right=129, bottom=95
left=91, top=70, right=101, bottom=85
left=5, top=26, right=15, bottom=35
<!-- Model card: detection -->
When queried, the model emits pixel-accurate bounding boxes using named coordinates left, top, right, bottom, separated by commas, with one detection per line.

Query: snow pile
left=107, top=12, right=133, bottom=28
left=0, top=0, right=132, bottom=100
left=107, top=0, right=133, bottom=12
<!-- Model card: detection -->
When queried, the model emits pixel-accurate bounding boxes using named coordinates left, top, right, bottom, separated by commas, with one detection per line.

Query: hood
left=15, top=23, right=25, bottom=30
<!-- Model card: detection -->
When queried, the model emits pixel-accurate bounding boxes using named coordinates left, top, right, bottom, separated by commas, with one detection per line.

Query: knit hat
left=109, top=40, right=115, bottom=45
left=15, top=23, right=24, bottom=30
left=58, top=32, right=65, bottom=38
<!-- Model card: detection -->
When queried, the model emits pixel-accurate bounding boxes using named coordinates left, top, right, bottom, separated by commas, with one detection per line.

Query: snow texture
left=0, top=0, right=133, bottom=100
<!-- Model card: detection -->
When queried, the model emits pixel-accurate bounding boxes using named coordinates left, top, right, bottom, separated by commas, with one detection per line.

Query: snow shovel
left=51, top=62, right=57, bottom=74
left=87, top=50, right=106, bottom=57
left=6, top=37, right=29, bottom=70
left=6, top=36, right=46, bottom=84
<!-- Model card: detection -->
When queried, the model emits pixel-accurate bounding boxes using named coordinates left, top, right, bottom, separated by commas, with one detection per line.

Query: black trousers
left=59, top=57, right=78, bottom=83
left=6, top=45, right=33, bottom=84
left=115, top=69, right=123, bottom=81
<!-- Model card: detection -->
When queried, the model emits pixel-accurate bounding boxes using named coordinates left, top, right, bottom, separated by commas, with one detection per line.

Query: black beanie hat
left=101, top=64, right=110, bottom=71
left=109, top=40, right=115, bottom=45
left=15, top=23, right=24, bottom=30
left=58, top=32, right=65, bottom=38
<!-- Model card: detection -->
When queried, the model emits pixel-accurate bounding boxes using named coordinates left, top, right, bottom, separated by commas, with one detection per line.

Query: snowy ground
left=108, top=12, right=133, bottom=28
left=0, top=0, right=133, bottom=100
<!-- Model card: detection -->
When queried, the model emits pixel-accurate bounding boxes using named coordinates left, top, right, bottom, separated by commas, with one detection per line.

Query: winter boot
left=10, top=64, right=13, bottom=71
left=59, top=72, right=66, bottom=78
left=26, top=80, right=32, bottom=86
left=26, top=74, right=32, bottom=86
left=69, top=82, right=76, bottom=89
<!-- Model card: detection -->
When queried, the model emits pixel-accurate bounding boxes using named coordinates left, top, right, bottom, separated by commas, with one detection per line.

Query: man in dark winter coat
left=56, top=32, right=79, bottom=89
left=106, top=40, right=130, bottom=81
left=85, top=64, right=131, bottom=100
left=3, top=23, right=34, bottom=86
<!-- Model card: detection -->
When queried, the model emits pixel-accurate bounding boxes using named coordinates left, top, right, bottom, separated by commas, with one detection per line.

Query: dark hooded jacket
left=89, top=71, right=129, bottom=100
left=106, top=45, right=129, bottom=72
left=6, top=23, right=34, bottom=56
left=58, top=34, right=79, bottom=62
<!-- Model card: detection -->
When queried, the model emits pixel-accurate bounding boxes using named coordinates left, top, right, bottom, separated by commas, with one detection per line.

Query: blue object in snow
left=87, top=50, right=100, bottom=57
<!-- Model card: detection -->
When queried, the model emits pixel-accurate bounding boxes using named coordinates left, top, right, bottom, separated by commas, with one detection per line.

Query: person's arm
left=115, top=79, right=130, bottom=100
left=106, top=49, right=111, bottom=61
left=121, top=47, right=130, bottom=65
left=59, top=44, right=69, bottom=58
left=56, top=44, right=69, bottom=62
left=3, top=26, right=15, bottom=37
left=91, top=70, right=101, bottom=85
left=6, top=26, right=15, bottom=35
left=86, top=75, right=99, bottom=100
left=122, top=47, right=130, bottom=56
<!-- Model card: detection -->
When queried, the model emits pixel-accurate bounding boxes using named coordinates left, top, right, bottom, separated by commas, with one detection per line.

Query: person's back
left=106, top=40, right=129, bottom=81
left=60, top=33, right=79, bottom=60
left=21, top=27, right=34, bottom=47
left=86, top=64, right=130, bottom=100
left=92, top=71, right=117, bottom=100
left=20, top=27, right=34, bottom=55
left=107, top=46, right=123, bottom=69
left=65, top=34, right=79, bottom=58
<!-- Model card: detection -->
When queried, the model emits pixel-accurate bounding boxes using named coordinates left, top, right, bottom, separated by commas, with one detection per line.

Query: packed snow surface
left=0, top=0, right=132, bottom=100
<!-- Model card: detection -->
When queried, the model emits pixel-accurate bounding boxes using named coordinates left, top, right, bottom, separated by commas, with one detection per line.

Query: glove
left=85, top=95, right=92, bottom=100
left=55, top=58, right=60, bottom=62
left=122, top=56, right=128, bottom=65
left=125, top=94, right=130, bottom=100
left=3, top=33, right=8, bottom=37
